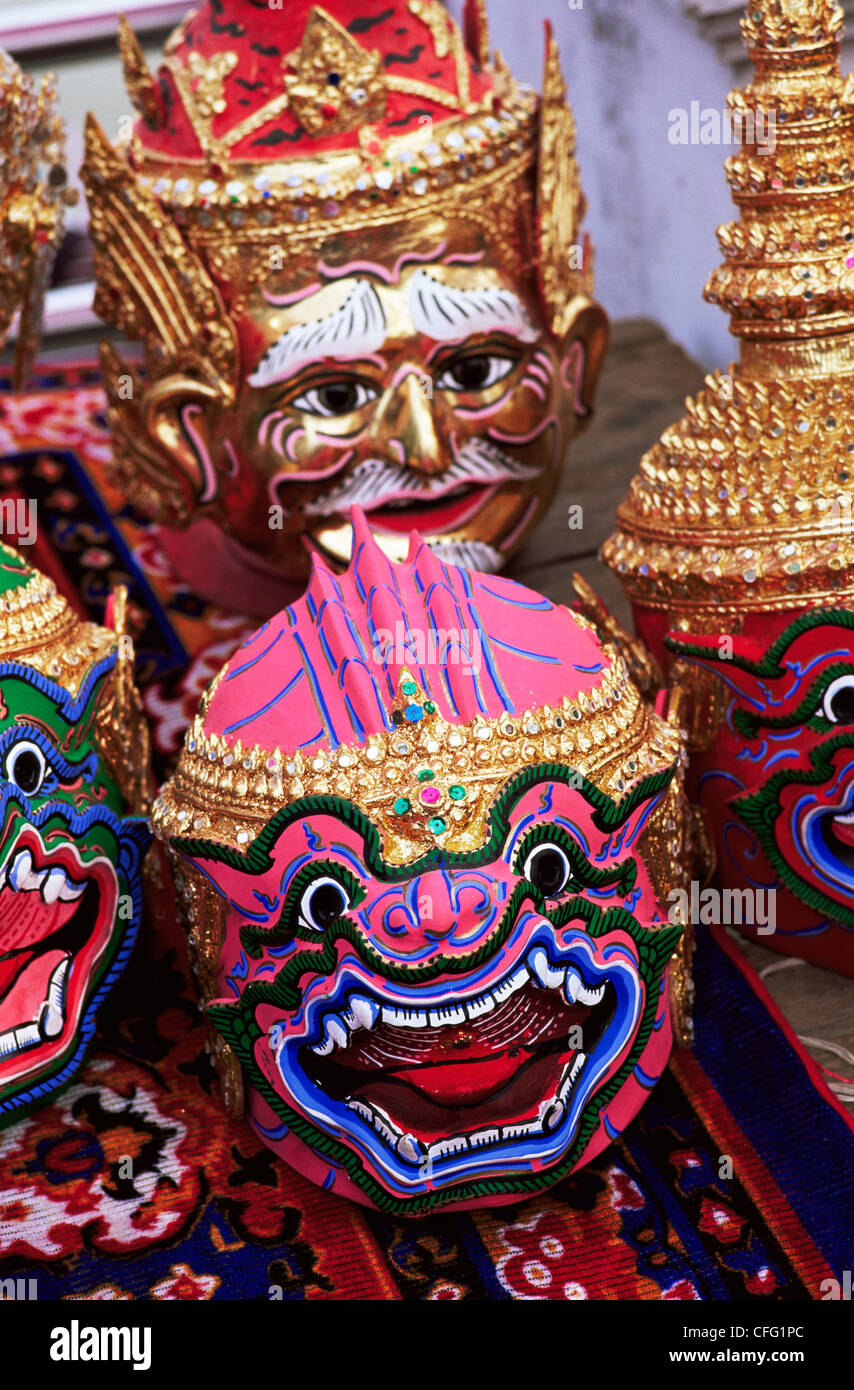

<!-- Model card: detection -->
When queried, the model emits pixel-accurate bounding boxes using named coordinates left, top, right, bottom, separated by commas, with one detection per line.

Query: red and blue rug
left=0, top=370, right=852, bottom=1301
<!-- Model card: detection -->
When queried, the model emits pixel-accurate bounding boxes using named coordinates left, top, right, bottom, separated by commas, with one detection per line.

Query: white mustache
left=304, top=438, right=538, bottom=518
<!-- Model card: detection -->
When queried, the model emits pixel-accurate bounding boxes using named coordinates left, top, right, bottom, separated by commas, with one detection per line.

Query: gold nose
left=371, top=371, right=448, bottom=476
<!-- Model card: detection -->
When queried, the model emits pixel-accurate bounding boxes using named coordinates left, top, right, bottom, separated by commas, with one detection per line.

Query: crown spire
left=705, top=0, right=854, bottom=376
left=740, top=0, right=843, bottom=54
left=603, top=0, right=854, bottom=622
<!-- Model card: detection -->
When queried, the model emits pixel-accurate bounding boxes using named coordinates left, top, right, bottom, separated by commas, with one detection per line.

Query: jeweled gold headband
left=152, top=654, right=682, bottom=866
left=0, top=557, right=150, bottom=814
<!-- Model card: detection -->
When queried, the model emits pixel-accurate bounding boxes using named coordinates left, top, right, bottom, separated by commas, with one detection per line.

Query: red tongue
left=1, top=888, right=79, bottom=952
left=344, top=994, right=593, bottom=1107
left=392, top=1051, right=531, bottom=1105
left=0, top=950, right=34, bottom=1001
left=833, top=816, right=854, bottom=848
left=0, top=890, right=79, bottom=1003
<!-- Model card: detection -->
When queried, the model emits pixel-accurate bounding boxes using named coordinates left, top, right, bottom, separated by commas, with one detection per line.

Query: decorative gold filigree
left=152, top=654, right=682, bottom=868
left=0, top=548, right=150, bottom=815
left=169, top=865, right=243, bottom=1117
left=284, top=6, right=387, bottom=137
left=604, top=0, right=854, bottom=639
left=536, top=24, right=589, bottom=335
left=571, top=572, right=664, bottom=698
left=118, top=14, right=163, bottom=128
left=741, top=0, right=842, bottom=51
left=604, top=368, right=854, bottom=613
left=409, top=0, right=454, bottom=59
left=83, top=114, right=237, bottom=387
left=407, top=0, right=471, bottom=107
left=0, top=48, right=73, bottom=385
left=463, top=0, right=492, bottom=70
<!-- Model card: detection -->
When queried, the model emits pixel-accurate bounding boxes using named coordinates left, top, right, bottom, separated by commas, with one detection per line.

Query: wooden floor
left=507, top=317, right=854, bottom=1106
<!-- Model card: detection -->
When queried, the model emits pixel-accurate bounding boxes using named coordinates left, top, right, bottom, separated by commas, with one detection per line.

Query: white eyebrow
left=408, top=268, right=539, bottom=344
left=248, top=280, right=388, bottom=388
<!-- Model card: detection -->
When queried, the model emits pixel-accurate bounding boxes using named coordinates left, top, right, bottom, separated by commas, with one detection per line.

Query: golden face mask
left=83, top=1, right=608, bottom=603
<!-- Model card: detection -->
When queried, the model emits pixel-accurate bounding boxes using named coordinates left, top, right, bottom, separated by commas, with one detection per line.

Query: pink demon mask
left=154, top=514, right=688, bottom=1213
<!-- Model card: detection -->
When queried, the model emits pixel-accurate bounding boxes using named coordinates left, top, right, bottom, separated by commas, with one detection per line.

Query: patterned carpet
left=0, top=370, right=851, bottom=1300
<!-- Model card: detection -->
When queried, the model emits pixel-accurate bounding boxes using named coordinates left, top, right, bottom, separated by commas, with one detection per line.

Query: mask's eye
left=299, top=876, right=351, bottom=931
left=822, top=675, right=854, bottom=724
left=5, top=741, right=48, bottom=796
left=436, top=354, right=517, bottom=393
left=4, top=741, right=48, bottom=796
left=524, top=843, right=571, bottom=899
left=290, top=381, right=377, bottom=417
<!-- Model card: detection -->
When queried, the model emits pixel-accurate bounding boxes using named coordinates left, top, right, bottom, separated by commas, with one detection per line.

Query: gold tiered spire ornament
left=604, top=0, right=854, bottom=632
left=0, top=48, right=74, bottom=385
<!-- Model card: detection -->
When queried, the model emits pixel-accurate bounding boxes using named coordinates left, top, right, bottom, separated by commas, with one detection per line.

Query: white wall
left=447, top=0, right=738, bottom=368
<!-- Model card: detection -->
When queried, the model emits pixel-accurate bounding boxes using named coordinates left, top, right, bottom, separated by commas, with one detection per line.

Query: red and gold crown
left=82, top=0, right=591, bottom=401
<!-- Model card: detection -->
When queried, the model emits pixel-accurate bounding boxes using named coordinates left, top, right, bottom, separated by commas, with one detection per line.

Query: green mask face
left=0, top=545, right=151, bottom=1123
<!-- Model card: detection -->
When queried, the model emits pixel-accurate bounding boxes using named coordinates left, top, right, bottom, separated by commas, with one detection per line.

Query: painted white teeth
left=343, top=1050, right=592, bottom=1159
left=4, top=851, right=86, bottom=903
left=465, top=994, right=496, bottom=1020
left=0, top=958, right=70, bottom=1056
left=492, top=966, right=529, bottom=1002
left=47, top=958, right=69, bottom=1011
left=578, top=983, right=605, bottom=1006
left=500, top=1121, right=540, bottom=1141
left=346, top=1099, right=373, bottom=1123
left=428, top=1135, right=469, bottom=1162
left=9, top=850, right=35, bottom=891
left=370, top=1104, right=398, bottom=1146
left=42, top=868, right=66, bottom=906
left=469, top=1128, right=501, bottom=1149
left=540, top=1098, right=565, bottom=1133
left=309, top=953, right=607, bottom=1085
left=380, top=1004, right=429, bottom=1028
left=346, top=995, right=380, bottom=1031
left=527, top=946, right=566, bottom=990
left=58, top=876, right=86, bottom=903
left=560, top=1052, right=587, bottom=1101
left=428, top=1004, right=466, bottom=1027
left=326, top=1018, right=349, bottom=1050
left=39, top=1003, right=64, bottom=1040
left=396, top=1133, right=426, bottom=1164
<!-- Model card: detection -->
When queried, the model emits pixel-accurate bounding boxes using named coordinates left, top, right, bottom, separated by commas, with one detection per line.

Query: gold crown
left=0, top=48, right=74, bottom=384
left=81, top=5, right=591, bottom=395
left=152, top=654, right=683, bottom=868
left=604, top=0, right=854, bottom=620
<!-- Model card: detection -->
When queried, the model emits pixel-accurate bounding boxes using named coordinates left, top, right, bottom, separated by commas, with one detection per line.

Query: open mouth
left=366, top=483, right=494, bottom=536
left=271, top=928, right=642, bottom=1191
left=303, top=976, right=615, bottom=1153
left=821, top=807, right=854, bottom=871
left=0, top=831, right=115, bottom=1080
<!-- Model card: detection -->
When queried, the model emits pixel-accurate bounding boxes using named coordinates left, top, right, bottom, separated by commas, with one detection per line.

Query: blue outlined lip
left=262, top=915, right=643, bottom=1198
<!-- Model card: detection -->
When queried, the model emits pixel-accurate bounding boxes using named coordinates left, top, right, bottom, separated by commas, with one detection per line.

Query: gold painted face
left=151, top=216, right=606, bottom=578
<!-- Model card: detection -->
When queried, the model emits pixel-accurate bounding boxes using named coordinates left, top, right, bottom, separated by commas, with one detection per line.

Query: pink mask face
left=667, top=607, right=854, bottom=976
left=158, top=519, right=684, bottom=1212
left=175, top=769, right=680, bottom=1214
